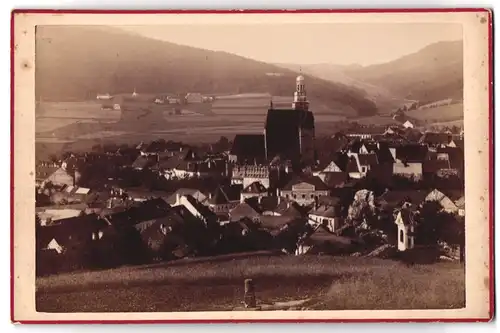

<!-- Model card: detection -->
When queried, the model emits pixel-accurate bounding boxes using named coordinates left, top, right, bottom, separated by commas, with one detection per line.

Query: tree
left=414, top=201, right=464, bottom=258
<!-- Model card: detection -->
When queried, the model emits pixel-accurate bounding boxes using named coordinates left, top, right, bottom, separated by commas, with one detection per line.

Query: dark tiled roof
left=423, top=159, right=452, bottom=173
left=142, top=140, right=167, bottom=153
left=132, top=155, right=156, bottom=169
left=229, top=202, right=261, bottom=221
left=225, top=184, right=243, bottom=201
left=347, top=140, right=363, bottom=153
left=331, top=152, right=350, bottom=171
left=283, top=176, right=329, bottom=191
left=346, top=156, right=360, bottom=173
left=358, top=153, right=379, bottom=167
left=454, top=139, right=465, bottom=151
left=378, top=190, right=428, bottom=207
left=256, top=196, right=282, bottom=212
left=437, top=147, right=464, bottom=170
left=165, top=188, right=205, bottom=205
left=375, top=142, right=395, bottom=164
left=133, top=211, right=184, bottom=234
left=395, top=144, right=429, bottom=163
left=306, top=225, right=353, bottom=244
left=184, top=194, right=217, bottom=222
left=38, top=213, right=109, bottom=247
left=419, top=132, right=453, bottom=146
left=265, top=109, right=315, bottom=130
left=362, top=142, right=379, bottom=153
left=104, top=198, right=171, bottom=228
left=258, top=215, right=295, bottom=231
left=230, top=134, right=266, bottom=163
left=321, top=172, right=348, bottom=188
left=280, top=202, right=306, bottom=218
left=317, top=195, right=341, bottom=206
left=309, top=204, right=341, bottom=218
left=440, top=189, right=464, bottom=202
left=208, top=187, right=230, bottom=205
left=242, top=181, right=267, bottom=194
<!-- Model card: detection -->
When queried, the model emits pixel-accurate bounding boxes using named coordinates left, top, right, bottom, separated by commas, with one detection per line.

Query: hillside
left=342, top=40, right=463, bottom=105
left=35, top=26, right=378, bottom=116
left=36, top=254, right=465, bottom=312
left=278, top=40, right=463, bottom=111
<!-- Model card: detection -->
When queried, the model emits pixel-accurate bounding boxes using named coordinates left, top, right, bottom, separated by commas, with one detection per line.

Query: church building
left=264, top=75, right=316, bottom=166
left=231, top=75, right=316, bottom=167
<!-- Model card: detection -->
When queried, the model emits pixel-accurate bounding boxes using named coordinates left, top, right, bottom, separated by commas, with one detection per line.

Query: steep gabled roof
left=438, top=147, right=464, bottom=170
left=184, top=194, right=217, bottom=222
left=395, top=144, right=428, bottom=163
left=229, top=202, right=261, bottom=221
left=132, top=155, right=156, bottom=169
left=358, top=153, right=379, bottom=168
left=265, top=109, right=315, bottom=130
left=309, top=204, right=341, bottom=218
left=346, top=156, right=360, bottom=173
left=207, top=187, right=230, bottom=205
left=375, top=142, right=395, bottom=164
left=331, top=152, right=349, bottom=171
left=321, top=172, right=348, bottom=188
left=423, top=159, right=452, bottom=173
left=378, top=190, right=428, bottom=207
left=105, top=198, right=171, bottom=228
left=419, top=132, right=454, bottom=146
left=242, top=181, right=268, bottom=194
left=230, top=134, right=266, bottom=163
left=165, top=188, right=206, bottom=205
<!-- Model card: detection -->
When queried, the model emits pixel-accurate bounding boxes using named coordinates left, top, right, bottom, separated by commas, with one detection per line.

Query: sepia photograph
left=12, top=10, right=492, bottom=323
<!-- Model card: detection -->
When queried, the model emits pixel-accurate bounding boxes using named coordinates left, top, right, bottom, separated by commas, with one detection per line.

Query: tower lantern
left=292, top=75, right=309, bottom=111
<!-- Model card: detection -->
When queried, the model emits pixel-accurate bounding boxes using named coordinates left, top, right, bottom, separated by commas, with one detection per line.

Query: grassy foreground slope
left=36, top=253, right=465, bottom=312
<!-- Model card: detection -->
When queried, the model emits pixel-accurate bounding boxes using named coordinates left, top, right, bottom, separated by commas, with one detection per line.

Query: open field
left=36, top=254, right=465, bottom=312
left=352, top=115, right=401, bottom=126
left=405, top=103, right=464, bottom=122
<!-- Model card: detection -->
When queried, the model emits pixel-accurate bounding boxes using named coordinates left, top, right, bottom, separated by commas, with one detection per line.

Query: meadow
left=405, top=103, right=464, bottom=122
left=36, top=254, right=465, bottom=312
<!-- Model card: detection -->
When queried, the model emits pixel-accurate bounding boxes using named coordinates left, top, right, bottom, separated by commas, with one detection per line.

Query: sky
left=119, top=23, right=462, bottom=66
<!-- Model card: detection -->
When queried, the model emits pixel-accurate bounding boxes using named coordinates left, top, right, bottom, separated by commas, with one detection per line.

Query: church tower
left=264, top=75, right=315, bottom=166
left=292, top=75, right=309, bottom=111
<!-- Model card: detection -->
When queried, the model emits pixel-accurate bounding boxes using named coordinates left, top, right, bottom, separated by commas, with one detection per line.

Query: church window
left=399, top=230, right=404, bottom=242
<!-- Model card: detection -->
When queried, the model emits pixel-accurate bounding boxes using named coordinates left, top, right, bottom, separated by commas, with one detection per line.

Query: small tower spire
left=292, top=74, right=309, bottom=111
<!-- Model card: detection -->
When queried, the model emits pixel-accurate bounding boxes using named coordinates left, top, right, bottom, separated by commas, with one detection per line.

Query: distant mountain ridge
left=35, top=26, right=378, bottom=116
left=276, top=40, right=463, bottom=112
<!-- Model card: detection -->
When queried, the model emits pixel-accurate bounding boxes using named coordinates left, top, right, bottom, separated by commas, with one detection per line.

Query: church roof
left=230, top=134, right=266, bottom=163
left=265, top=109, right=315, bottom=130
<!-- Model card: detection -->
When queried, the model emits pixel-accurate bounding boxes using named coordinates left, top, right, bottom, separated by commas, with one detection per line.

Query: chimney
left=176, top=193, right=180, bottom=205
left=258, top=196, right=263, bottom=204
